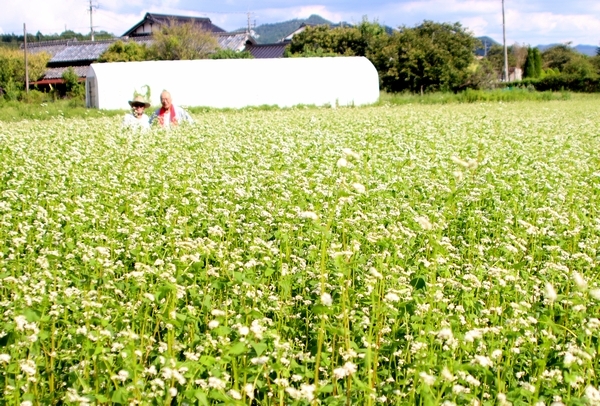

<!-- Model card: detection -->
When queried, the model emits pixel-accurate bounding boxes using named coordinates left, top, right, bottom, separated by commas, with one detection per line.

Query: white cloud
left=1, top=0, right=598, bottom=45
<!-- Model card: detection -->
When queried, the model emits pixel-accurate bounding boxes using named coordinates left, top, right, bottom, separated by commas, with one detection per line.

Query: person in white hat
left=122, top=94, right=151, bottom=130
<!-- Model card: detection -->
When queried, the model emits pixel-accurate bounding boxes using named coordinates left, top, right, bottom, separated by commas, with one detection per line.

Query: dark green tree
left=285, top=18, right=389, bottom=58
left=98, top=40, right=148, bottom=62
left=485, top=44, right=517, bottom=74
left=523, top=47, right=537, bottom=78
left=374, top=21, right=479, bottom=93
left=62, top=67, right=84, bottom=98
left=533, top=48, right=542, bottom=77
left=541, top=44, right=578, bottom=71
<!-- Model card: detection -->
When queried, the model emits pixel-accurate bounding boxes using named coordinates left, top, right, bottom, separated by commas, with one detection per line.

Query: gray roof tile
left=42, top=66, right=90, bottom=80
left=244, top=43, right=288, bottom=58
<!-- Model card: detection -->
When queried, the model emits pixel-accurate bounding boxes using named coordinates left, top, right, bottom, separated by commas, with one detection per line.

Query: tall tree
left=541, top=44, right=578, bottom=71
left=522, top=47, right=537, bottom=78
left=148, top=20, right=219, bottom=60
left=0, top=48, right=49, bottom=94
left=533, top=48, right=542, bottom=77
left=485, top=44, right=516, bottom=74
left=285, top=18, right=389, bottom=58
left=374, top=21, right=479, bottom=93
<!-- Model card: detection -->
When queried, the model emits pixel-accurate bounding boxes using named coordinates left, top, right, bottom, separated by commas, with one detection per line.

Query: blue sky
left=1, top=0, right=599, bottom=46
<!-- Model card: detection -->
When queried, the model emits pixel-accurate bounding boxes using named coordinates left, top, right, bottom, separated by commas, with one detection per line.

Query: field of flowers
left=0, top=99, right=599, bottom=405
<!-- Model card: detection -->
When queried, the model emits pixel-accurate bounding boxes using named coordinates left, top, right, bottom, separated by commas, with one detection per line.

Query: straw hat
left=128, top=95, right=150, bottom=108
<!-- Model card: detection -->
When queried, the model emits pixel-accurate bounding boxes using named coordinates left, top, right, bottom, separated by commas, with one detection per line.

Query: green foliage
left=562, top=57, right=596, bottom=77
left=2, top=100, right=600, bottom=404
left=541, top=44, right=580, bottom=71
left=1, top=30, right=114, bottom=46
left=510, top=73, right=600, bottom=92
left=523, top=47, right=539, bottom=79
left=533, top=48, right=542, bottom=78
left=61, top=67, right=84, bottom=99
left=485, top=45, right=516, bottom=74
left=286, top=18, right=388, bottom=59
left=375, top=20, right=479, bottom=93
left=132, top=85, right=151, bottom=103
left=0, top=98, right=122, bottom=121
left=148, top=20, right=220, bottom=60
left=210, top=49, right=254, bottom=59
left=378, top=88, right=572, bottom=105
left=0, top=48, right=50, bottom=99
left=98, top=40, right=148, bottom=62
left=287, top=25, right=361, bottom=56
left=463, top=58, right=498, bottom=90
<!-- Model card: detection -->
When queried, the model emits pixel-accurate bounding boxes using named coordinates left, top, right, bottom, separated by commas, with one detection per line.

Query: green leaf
left=23, top=308, right=41, bottom=322
left=410, top=277, right=426, bottom=290
left=312, top=304, right=331, bottom=315
left=228, top=341, right=247, bottom=355
left=194, top=390, right=209, bottom=406
left=252, top=342, right=268, bottom=357
left=111, top=388, right=129, bottom=404
left=318, top=384, right=334, bottom=393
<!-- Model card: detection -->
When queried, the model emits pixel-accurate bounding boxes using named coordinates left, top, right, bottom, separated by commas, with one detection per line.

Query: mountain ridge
left=245, top=15, right=598, bottom=56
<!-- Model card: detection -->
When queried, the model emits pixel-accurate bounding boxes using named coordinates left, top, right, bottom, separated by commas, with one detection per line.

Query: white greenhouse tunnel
left=86, top=57, right=380, bottom=110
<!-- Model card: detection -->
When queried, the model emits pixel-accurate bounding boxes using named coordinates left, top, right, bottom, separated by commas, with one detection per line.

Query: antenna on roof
left=88, top=0, right=98, bottom=41
left=246, top=11, right=256, bottom=34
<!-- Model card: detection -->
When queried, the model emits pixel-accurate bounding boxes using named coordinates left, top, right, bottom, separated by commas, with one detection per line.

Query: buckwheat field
left=1, top=99, right=599, bottom=405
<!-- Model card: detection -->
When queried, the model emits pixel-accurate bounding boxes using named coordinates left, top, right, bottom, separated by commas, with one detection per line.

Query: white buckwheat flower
left=352, top=183, right=366, bottom=194
left=419, top=371, right=436, bottom=386
left=299, top=211, right=318, bottom=221
left=573, top=271, right=587, bottom=291
left=320, top=292, right=333, bottom=307
left=415, top=216, right=433, bottom=231
left=545, top=282, right=557, bottom=303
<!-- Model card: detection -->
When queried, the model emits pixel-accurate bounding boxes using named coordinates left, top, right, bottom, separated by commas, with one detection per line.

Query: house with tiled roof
left=123, top=12, right=226, bottom=37
left=26, top=38, right=154, bottom=85
left=23, top=13, right=256, bottom=90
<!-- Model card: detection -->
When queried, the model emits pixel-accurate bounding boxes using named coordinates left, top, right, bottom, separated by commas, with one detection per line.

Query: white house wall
left=86, top=57, right=379, bottom=110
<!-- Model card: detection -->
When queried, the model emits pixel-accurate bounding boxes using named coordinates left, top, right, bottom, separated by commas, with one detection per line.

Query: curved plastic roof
left=86, top=57, right=379, bottom=110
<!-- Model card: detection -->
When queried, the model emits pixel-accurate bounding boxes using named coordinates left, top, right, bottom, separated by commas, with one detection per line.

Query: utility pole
left=24, top=23, right=29, bottom=94
left=502, top=0, right=509, bottom=82
left=88, top=0, right=98, bottom=41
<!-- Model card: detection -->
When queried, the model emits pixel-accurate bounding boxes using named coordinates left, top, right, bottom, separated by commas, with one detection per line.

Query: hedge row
left=505, top=74, right=600, bottom=92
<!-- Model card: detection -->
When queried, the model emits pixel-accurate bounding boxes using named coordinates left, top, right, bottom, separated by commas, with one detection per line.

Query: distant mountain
left=573, top=45, right=598, bottom=56
left=536, top=43, right=597, bottom=56
left=240, top=15, right=334, bottom=44
left=246, top=14, right=393, bottom=44
left=475, top=36, right=500, bottom=57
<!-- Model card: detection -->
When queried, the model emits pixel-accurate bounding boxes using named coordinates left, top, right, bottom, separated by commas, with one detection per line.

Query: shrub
left=62, top=67, right=85, bottom=99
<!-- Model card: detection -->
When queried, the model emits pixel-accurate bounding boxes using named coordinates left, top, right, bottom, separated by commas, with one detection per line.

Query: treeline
left=2, top=19, right=600, bottom=103
left=97, top=18, right=600, bottom=94
left=284, top=19, right=600, bottom=93
left=0, top=30, right=115, bottom=47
